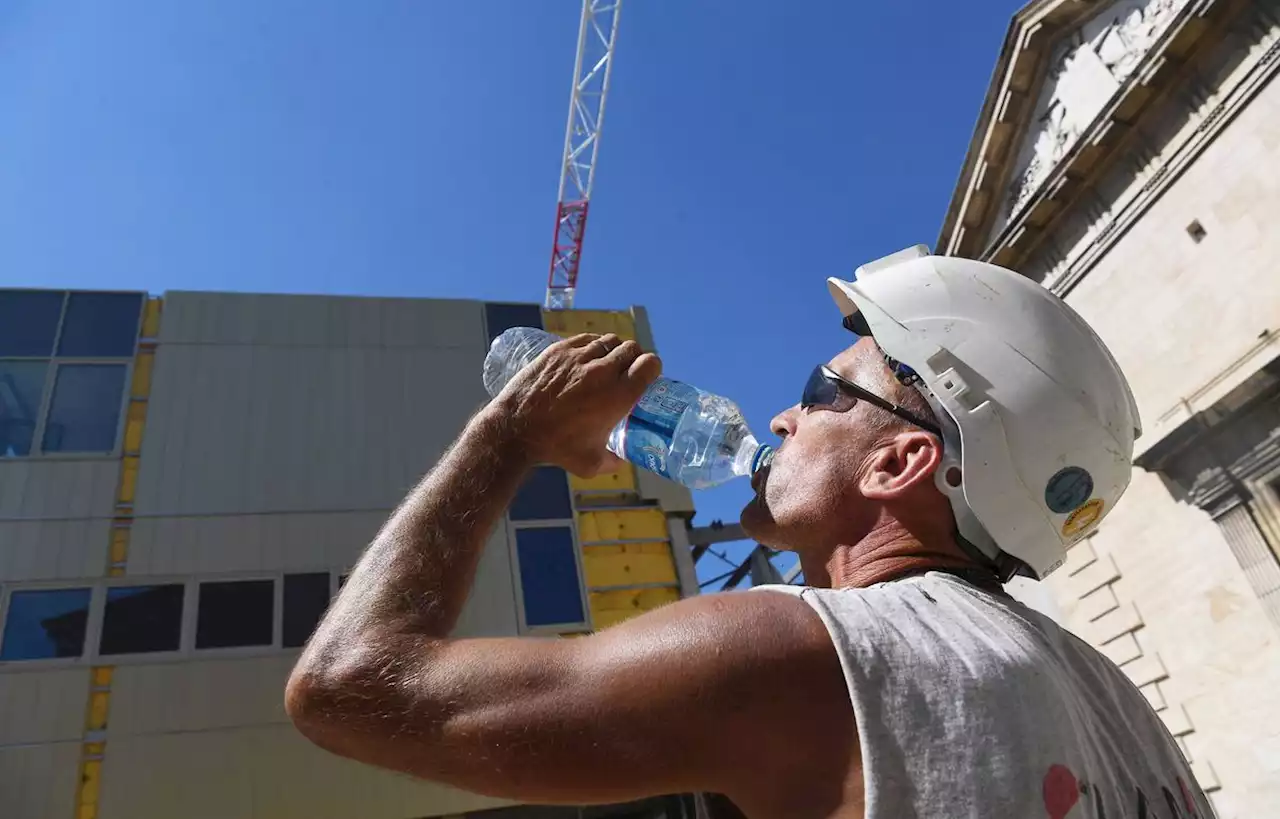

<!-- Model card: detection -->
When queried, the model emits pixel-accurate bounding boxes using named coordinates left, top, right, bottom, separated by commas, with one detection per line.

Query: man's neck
left=802, top=519, right=979, bottom=590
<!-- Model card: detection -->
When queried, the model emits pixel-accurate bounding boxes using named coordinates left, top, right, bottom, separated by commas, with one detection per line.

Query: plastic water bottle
left=483, top=327, right=774, bottom=489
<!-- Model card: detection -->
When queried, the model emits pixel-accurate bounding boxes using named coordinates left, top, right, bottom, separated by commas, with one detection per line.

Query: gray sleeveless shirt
left=759, top=573, right=1213, bottom=818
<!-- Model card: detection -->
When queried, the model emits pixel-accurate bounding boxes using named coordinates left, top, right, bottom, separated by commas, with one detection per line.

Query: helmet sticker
left=1045, top=467, right=1094, bottom=514
left=1062, top=499, right=1105, bottom=538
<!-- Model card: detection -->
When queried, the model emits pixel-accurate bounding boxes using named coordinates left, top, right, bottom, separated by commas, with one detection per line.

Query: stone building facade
left=937, top=1, right=1280, bottom=815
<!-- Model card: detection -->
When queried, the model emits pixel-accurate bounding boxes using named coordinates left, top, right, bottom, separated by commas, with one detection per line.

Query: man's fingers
left=570, top=333, right=620, bottom=361
left=602, top=339, right=642, bottom=369
left=558, top=333, right=598, bottom=349
left=624, top=352, right=663, bottom=401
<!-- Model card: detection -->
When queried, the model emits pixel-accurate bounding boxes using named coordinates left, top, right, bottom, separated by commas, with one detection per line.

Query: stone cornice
left=936, top=0, right=1239, bottom=270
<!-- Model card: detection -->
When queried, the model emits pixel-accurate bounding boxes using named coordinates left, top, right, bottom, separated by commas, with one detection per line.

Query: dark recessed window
left=196, top=580, right=274, bottom=649
left=283, top=573, right=331, bottom=649
left=100, top=585, right=184, bottom=655
left=510, top=466, right=573, bottom=521
left=1186, top=220, right=1207, bottom=244
left=57, top=292, right=144, bottom=358
left=0, top=588, right=91, bottom=661
left=515, top=526, right=585, bottom=627
left=0, top=361, right=49, bottom=457
left=484, top=302, right=544, bottom=343
left=0, top=291, right=64, bottom=357
left=41, top=364, right=128, bottom=453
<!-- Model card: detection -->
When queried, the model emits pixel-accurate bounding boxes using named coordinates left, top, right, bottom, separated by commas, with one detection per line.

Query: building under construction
left=0, top=289, right=703, bottom=818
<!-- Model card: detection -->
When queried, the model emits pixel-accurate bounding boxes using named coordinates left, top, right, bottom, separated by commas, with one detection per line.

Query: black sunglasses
left=801, top=365, right=942, bottom=436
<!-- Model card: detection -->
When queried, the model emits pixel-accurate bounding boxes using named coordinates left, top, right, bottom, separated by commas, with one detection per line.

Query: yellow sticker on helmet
left=1062, top=498, right=1105, bottom=538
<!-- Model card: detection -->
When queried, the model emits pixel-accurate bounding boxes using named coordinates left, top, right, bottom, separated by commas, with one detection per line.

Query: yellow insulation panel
left=569, top=465, right=637, bottom=494
left=86, top=691, right=111, bottom=731
left=129, top=351, right=154, bottom=398
left=577, top=508, right=669, bottom=543
left=582, top=542, right=679, bottom=588
left=77, top=757, right=102, bottom=819
left=141, top=297, right=163, bottom=338
left=109, top=529, right=129, bottom=565
left=542, top=309, right=637, bottom=341
left=117, top=457, right=140, bottom=505
left=123, top=401, right=147, bottom=453
left=589, top=586, right=681, bottom=629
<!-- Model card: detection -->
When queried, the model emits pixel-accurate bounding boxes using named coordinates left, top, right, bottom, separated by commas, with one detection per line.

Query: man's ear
left=858, top=431, right=944, bottom=501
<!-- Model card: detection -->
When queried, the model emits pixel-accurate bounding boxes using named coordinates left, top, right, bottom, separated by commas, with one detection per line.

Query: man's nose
left=770, top=405, right=800, bottom=439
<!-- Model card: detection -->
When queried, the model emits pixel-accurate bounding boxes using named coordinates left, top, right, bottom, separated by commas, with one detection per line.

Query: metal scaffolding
left=687, top=521, right=801, bottom=590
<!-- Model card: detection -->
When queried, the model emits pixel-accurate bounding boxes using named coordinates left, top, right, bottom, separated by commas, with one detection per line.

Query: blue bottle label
left=623, top=380, right=698, bottom=479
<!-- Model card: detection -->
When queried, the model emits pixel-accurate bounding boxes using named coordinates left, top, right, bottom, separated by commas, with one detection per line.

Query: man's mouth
left=750, top=464, right=769, bottom=494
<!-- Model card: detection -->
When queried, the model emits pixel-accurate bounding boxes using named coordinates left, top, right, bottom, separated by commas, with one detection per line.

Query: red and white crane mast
left=544, top=0, right=623, bottom=310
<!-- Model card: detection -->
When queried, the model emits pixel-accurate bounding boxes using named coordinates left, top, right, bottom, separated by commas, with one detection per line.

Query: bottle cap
left=751, top=445, right=775, bottom=474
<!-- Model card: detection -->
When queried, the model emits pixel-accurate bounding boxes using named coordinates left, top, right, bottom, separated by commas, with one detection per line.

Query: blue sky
left=0, top=0, right=1021, bottom=585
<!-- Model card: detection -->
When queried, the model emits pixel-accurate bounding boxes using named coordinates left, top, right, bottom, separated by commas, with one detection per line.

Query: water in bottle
left=483, top=327, right=774, bottom=490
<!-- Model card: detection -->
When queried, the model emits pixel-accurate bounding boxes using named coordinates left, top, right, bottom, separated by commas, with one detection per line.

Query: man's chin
left=739, top=495, right=775, bottom=545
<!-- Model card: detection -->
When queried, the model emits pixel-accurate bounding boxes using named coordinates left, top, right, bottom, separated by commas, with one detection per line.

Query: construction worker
left=286, top=246, right=1212, bottom=818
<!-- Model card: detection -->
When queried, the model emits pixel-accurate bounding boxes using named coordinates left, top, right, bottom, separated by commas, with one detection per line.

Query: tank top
left=758, top=572, right=1213, bottom=818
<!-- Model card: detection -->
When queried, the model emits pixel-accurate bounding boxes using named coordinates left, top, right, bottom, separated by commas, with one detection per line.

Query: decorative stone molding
left=1041, top=0, right=1280, bottom=296
left=936, top=0, right=1271, bottom=284
left=1002, top=0, right=1192, bottom=227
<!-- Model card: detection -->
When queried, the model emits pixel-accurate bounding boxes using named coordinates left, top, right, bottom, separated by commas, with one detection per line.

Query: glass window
left=0, top=588, right=91, bottom=661
left=515, top=527, right=586, bottom=627
left=41, top=364, right=128, bottom=453
left=100, top=585, right=184, bottom=655
left=485, top=302, right=544, bottom=343
left=283, top=573, right=331, bottom=649
left=57, top=292, right=143, bottom=358
left=510, top=466, right=573, bottom=521
left=196, top=580, right=274, bottom=649
left=0, top=361, right=49, bottom=457
left=0, top=290, right=64, bottom=357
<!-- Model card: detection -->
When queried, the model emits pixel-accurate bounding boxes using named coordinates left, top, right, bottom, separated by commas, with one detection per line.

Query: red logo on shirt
left=1043, top=764, right=1201, bottom=818
left=1043, top=764, right=1080, bottom=819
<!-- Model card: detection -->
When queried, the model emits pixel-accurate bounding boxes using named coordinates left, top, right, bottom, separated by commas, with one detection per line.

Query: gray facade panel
left=99, top=725, right=508, bottom=819
left=159, top=291, right=487, bottom=351
left=0, top=518, right=109, bottom=581
left=0, top=742, right=80, bottom=819
left=0, top=460, right=119, bottom=521
left=136, top=343, right=486, bottom=517
left=128, top=510, right=385, bottom=576
left=0, top=669, right=90, bottom=745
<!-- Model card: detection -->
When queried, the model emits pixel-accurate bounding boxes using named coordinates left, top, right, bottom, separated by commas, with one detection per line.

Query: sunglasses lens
left=801, top=366, right=839, bottom=408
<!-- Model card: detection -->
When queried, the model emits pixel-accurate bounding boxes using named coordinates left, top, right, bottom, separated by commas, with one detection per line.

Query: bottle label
left=623, top=380, right=698, bottom=479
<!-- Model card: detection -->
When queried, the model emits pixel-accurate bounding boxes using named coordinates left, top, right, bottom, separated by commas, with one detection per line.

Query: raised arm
left=284, top=334, right=857, bottom=813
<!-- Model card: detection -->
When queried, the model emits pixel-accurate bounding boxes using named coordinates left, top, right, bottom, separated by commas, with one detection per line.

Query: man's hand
left=497, top=332, right=662, bottom=477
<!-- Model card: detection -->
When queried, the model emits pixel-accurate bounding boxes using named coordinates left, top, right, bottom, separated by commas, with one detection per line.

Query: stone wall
left=1038, top=49, right=1280, bottom=819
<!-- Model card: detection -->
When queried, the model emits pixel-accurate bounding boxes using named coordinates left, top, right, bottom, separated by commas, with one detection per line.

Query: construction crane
left=544, top=0, right=622, bottom=310
left=543, top=2, right=792, bottom=590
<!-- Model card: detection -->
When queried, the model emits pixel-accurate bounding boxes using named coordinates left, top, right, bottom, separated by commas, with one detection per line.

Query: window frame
left=35, top=360, right=134, bottom=458
left=193, top=576, right=280, bottom=653
left=506, top=517, right=592, bottom=636
left=0, top=571, right=345, bottom=669
left=1246, top=466, right=1280, bottom=561
left=0, top=288, right=143, bottom=461
left=0, top=582, right=96, bottom=663
left=97, top=580, right=189, bottom=659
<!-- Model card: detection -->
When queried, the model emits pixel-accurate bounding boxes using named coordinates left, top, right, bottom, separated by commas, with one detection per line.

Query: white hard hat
left=827, top=245, right=1141, bottom=579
